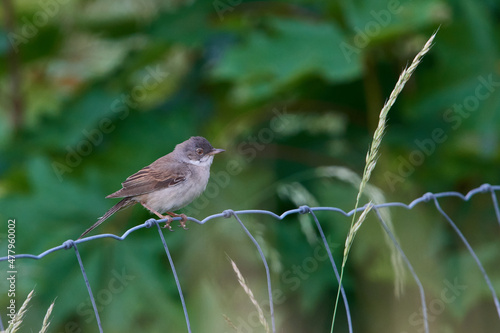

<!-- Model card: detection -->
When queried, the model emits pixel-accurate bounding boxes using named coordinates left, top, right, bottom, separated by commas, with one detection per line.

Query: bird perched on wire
left=79, top=136, right=224, bottom=239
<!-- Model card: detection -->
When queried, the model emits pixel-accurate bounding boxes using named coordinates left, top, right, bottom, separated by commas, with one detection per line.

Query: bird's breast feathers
left=134, top=162, right=211, bottom=213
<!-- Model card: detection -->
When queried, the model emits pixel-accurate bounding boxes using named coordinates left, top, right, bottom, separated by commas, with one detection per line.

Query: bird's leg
left=166, top=212, right=189, bottom=230
left=140, top=202, right=174, bottom=231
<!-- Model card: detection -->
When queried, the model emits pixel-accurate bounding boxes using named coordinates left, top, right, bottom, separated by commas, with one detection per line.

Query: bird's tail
left=78, top=198, right=136, bottom=239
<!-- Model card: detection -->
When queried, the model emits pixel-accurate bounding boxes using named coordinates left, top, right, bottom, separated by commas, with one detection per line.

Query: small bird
left=79, top=136, right=224, bottom=239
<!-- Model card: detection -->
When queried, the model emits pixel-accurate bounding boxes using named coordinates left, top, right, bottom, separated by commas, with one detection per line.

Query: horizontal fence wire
left=1, top=183, right=500, bottom=332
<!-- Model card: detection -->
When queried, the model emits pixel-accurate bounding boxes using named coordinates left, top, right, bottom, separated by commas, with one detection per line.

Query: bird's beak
left=209, top=148, right=225, bottom=155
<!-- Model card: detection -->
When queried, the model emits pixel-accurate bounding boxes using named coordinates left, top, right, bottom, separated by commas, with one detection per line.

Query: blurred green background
left=1, top=0, right=500, bottom=332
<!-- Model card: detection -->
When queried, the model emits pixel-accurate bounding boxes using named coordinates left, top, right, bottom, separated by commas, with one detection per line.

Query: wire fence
left=1, top=183, right=500, bottom=332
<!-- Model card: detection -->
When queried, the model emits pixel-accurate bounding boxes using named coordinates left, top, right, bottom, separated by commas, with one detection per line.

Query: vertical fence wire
left=152, top=219, right=192, bottom=333
left=62, top=240, right=103, bottom=333
left=223, top=209, right=276, bottom=333
left=431, top=196, right=500, bottom=319
left=299, top=205, right=353, bottom=333
left=490, top=186, right=500, bottom=227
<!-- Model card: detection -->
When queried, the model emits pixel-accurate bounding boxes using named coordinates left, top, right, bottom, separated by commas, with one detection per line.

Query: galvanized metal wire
left=1, top=183, right=500, bottom=332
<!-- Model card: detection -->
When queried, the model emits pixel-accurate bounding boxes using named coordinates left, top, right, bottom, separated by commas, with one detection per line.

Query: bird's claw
left=162, top=217, right=174, bottom=231
left=162, top=214, right=188, bottom=231
left=179, top=214, right=188, bottom=230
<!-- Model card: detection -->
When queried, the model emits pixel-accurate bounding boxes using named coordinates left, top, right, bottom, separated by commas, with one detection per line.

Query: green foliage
left=1, top=0, right=500, bottom=332
left=212, top=17, right=362, bottom=103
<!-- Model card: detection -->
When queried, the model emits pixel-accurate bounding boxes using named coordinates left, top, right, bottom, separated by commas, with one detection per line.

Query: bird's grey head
left=175, top=136, right=224, bottom=165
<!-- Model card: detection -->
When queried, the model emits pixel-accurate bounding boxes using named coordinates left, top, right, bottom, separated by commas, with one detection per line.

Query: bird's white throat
left=188, top=155, right=214, bottom=166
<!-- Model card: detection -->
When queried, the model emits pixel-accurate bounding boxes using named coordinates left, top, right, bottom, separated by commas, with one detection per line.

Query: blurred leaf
left=149, top=2, right=214, bottom=47
left=212, top=17, right=362, bottom=103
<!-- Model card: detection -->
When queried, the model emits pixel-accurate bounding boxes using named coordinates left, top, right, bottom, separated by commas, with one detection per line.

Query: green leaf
left=212, top=18, right=362, bottom=103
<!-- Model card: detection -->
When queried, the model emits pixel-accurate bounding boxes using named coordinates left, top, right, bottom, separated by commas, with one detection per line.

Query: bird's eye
left=196, top=148, right=204, bottom=155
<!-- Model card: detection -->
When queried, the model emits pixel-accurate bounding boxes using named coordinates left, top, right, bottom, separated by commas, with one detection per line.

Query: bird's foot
left=140, top=202, right=176, bottom=231
left=166, top=212, right=189, bottom=230
left=162, top=216, right=174, bottom=231
left=178, top=214, right=188, bottom=230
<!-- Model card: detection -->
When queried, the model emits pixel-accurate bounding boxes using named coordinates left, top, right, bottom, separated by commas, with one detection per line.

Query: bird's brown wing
left=106, top=165, right=188, bottom=198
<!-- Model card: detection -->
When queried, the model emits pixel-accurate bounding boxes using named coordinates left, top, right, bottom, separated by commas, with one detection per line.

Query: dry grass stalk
left=343, top=202, right=374, bottom=260
left=229, top=258, right=271, bottom=333
left=5, top=290, right=55, bottom=333
left=222, top=313, right=240, bottom=332
left=6, top=289, right=34, bottom=333
left=315, top=166, right=406, bottom=297
left=39, top=301, right=55, bottom=333
left=330, top=30, right=438, bottom=333
left=355, top=30, right=436, bottom=231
